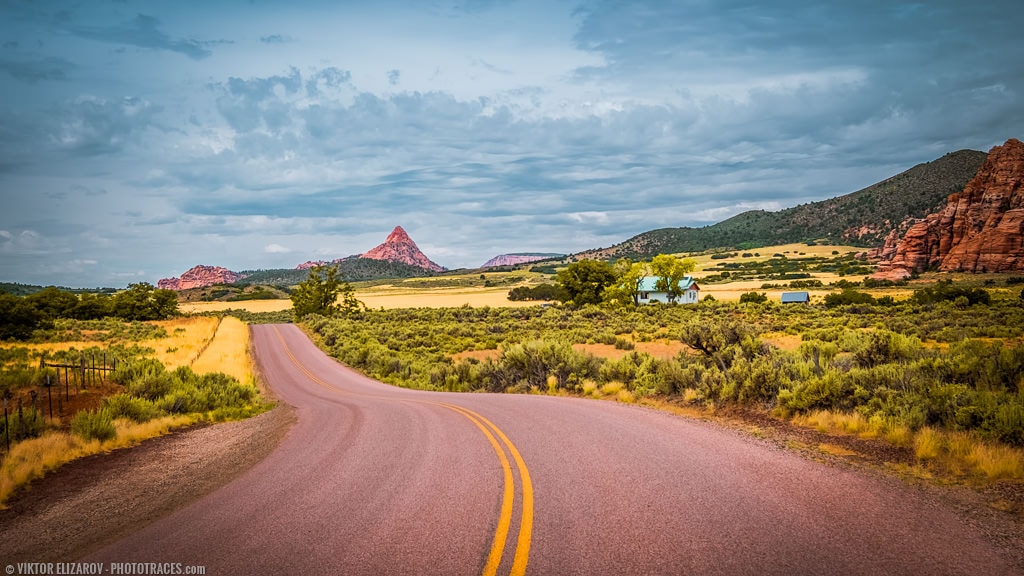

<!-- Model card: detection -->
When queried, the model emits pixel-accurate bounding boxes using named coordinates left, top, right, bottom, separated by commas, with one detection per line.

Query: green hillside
left=584, top=149, right=987, bottom=260
left=238, top=257, right=437, bottom=287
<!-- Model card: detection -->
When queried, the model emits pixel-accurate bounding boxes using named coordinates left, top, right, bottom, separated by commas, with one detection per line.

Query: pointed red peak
left=361, top=226, right=445, bottom=272
left=386, top=226, right=412, bottom=243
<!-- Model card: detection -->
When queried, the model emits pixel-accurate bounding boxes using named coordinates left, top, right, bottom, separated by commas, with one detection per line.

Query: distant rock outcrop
left=361, top=226, right=444, bottom=272
left=296, top=260, right=330, bottom=270
left=480, top=253, right=563, bottom=268
left=158, top=265, right=245, bottom=291
left=874, top=138, right=1024, bottom=280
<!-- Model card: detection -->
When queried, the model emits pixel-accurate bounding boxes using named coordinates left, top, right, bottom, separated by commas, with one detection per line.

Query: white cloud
left=264, top=243, right=291, bottom=254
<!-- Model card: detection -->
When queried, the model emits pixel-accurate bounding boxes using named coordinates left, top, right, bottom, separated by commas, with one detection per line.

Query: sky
left=1, top=0, right=1023, bottom=288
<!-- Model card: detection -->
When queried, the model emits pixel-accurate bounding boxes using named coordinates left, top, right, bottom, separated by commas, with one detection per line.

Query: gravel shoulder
left=0, top=403, right=295, bottom=562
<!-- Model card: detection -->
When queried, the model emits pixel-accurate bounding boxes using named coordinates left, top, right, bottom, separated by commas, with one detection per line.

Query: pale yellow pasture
left=147, top=317, right=221, bottom=369
left=0, top=317, right=221, bottom=369
left=356, top=286, right=539, bottom=309
left=190, top=316, right=254, bottom=383
left=684, top=243, right=861, bottom=271
left=179, top=300, right=293, bottom=314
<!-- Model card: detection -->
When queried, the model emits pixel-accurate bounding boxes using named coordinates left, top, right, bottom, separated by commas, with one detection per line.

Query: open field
left=189, top=316, right=254, bottom=384
left=684, top=243, right=862, bottom=269
left=0, top=315, right=261, bottom=506
left=180, top=300, right=293, bottom=314
left=357, top=285, right=539, bottom=309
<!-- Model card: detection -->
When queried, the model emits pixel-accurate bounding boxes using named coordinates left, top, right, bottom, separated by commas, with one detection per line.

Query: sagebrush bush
left=71, top=408, right=116, bottom=442
left=103, top=393, right=160, bottom=423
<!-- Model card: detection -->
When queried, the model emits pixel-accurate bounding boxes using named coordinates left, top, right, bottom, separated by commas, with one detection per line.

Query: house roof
left=638, top=275, right=699, bottom=292
left=781, top=291, right=810, bottom=302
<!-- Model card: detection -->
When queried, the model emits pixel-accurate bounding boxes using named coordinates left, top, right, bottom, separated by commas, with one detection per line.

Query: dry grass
left=4, top=317, right=220, bottom=367
left=914, top=427, right=944, bottom=460
left=178, top=300, right=293, bottom=314
left=968, top=443, right=1024, bottom=480
left=0, top=315, right=256, bottom=507
left=792, top=409, right=1024, bottom=481
left=0, top=415, right=197, bottom=507
left=819, top=443, right=860, bottom=457
left=356, top=285, right=538, bottom=309
left=147, top=317, right=220, bottom=368
left=190, top=316, right=253, bottom=384
left=451, top=349, right=502, bottom=362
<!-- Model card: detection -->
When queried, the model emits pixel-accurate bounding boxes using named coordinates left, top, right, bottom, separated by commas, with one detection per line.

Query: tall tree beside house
left=650, top=254, right=696, bottom=303
left=603, top=259, right=649, bottom=307
left=291, top=264, right=362, bottom=320
left=556, top=259, right=617, bottom=307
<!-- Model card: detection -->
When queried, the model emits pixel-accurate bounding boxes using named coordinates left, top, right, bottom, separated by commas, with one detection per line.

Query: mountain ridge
left=574, top=149, right=988, bottom=261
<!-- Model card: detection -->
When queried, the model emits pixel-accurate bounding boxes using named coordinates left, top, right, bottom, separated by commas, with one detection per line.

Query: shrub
left=739, top=292, right=768, bottom=304
left=71, top=409, right=116, bottom=442
left=103, top=394, right=160, bottom=423
left=824, top=289, right=875, bottom=307
left=0, top=406, right=46, bottom=442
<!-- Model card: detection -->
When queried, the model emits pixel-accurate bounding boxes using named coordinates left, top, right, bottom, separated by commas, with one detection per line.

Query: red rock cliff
left=874, top=138, right=1024, bottom=279
left=361, top=226, right=444, bottom=272
left=158, top=265, right=245, bottom=290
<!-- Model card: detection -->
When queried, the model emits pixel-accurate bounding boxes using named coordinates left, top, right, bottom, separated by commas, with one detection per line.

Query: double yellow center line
left=437, top=402, right=534, bottom=576
left=271, top=327, right=534, bottom=575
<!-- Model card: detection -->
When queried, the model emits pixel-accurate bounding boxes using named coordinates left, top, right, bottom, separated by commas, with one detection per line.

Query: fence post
left=30, top=390, right=38, bottom=431
left=46, top=372, right=54, bottom=420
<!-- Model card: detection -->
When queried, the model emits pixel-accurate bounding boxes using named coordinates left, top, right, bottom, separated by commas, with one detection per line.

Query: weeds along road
left=87, top=324, right=1017, bottom=575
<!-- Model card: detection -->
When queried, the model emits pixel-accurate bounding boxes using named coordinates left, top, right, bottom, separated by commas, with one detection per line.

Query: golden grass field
left=0, top=315, right=256, bottom=506
left=190, top=316, right=254, bottom=384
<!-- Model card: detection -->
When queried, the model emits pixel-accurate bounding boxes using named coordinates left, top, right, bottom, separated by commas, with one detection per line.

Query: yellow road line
left=271, top=326, right=533, bottom=575
left=273, top=327, right=344, bottom=393
left=439, top=403, right=516, bottom=576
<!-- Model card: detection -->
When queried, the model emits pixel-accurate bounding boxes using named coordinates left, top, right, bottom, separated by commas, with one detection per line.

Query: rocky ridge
left=480, top=253, right=563, bottom=268
left=157, top=265, right=245, bottom=291
left=361, top=226, right=444, bottom=272
left=875, top=138, right=1024, bottom=280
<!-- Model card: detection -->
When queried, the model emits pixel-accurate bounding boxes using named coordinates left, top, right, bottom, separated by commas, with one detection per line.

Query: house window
left=640, top=292, right=649, bottom=300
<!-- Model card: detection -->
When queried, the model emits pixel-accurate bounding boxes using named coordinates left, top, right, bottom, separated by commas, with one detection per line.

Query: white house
left=637, top=276, right=700, bottom=304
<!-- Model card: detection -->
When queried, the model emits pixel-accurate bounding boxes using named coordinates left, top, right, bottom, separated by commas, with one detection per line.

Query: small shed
left=638, top=276, right=700, bottom=304
left=781, top=291, right=810, bottom=304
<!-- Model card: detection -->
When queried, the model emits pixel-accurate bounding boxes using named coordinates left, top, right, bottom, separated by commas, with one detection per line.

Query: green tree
left=650, top=254, right=696, bottom=303
left=603, top=259, right=648, bottom=306
left=556, top=259, right=616, bottom=306
left=291, top=264, right=361, bottom=320
left=110, top=283, right=178, bottom=321
left=0, top=292, right=44, bottom=340
left=739, top=291, right=768, bottom=304
left=24, top=286, right=79, bottom=320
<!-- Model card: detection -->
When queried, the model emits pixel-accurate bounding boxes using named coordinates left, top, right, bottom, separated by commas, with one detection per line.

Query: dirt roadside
left=0, top=403, right=296, bottom=562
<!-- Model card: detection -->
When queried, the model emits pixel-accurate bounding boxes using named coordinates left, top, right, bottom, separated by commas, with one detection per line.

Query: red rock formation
left=874, top=138, right=1024, bottom=280
left=158, top=265, right=245, bottom=291
left=361, top=226, right=444, bottom=272
left=296, top=260, right=329, bottom=270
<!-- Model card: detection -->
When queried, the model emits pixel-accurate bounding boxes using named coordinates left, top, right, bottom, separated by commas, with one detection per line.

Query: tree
left=110, top=283, right=178, bottom=321
left=739, top=291, right=768, bottom=304
left=650, top=254, right=696, bottom=303
left=291, top=264, right=361, bottom=320
left=556, top=259, right=616, bottom=307
left=24, top=286, right=78, bottom=320
left=602, top=259, right=648, bottom=307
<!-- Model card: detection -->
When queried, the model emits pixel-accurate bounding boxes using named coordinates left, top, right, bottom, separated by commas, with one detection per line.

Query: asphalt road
left=86, top=324, right=1019, bottom=575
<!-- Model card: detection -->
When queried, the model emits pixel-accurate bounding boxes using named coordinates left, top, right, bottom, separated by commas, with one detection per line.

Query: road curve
left=86, top=324, right=1018, bottom=575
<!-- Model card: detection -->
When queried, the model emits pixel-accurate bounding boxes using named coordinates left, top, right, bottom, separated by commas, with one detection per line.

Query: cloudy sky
left=1, top=0, right=1022, bottom=287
